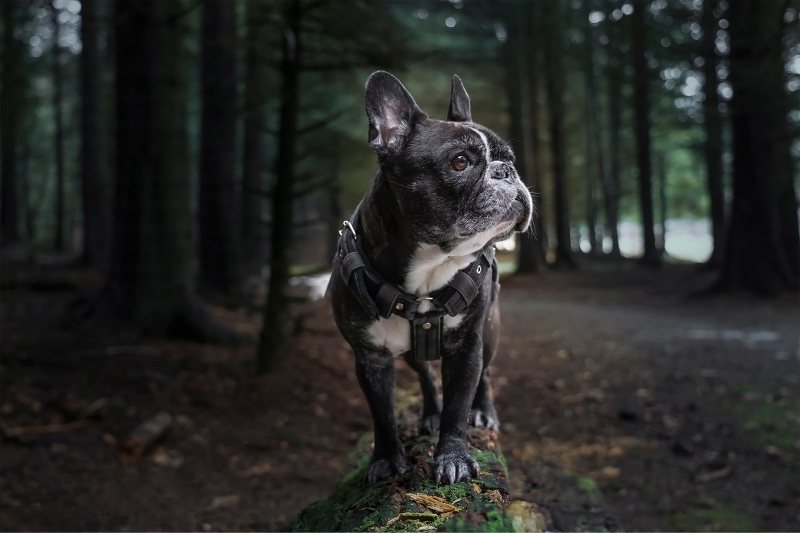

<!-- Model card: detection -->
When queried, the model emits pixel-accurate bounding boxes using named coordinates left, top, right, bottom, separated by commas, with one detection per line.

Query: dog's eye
left=450, top=154, right=469, bottom=172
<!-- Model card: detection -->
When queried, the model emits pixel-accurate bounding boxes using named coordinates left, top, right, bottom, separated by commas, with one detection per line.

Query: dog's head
left=365, top=71, right=532, bottom=255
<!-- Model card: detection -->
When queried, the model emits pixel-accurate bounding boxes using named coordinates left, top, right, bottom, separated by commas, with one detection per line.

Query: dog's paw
left=470, top=408, right=500, bottom=430
left=366, top=453, right=407, bottom=483
left=433, top=448, right=480, bottom=484
left=419, top=413, right=440, bottom=435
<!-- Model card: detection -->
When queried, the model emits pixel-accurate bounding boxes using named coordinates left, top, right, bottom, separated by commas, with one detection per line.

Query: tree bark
left=631, top=0, right=659, bottom=266
left=242, top=0, right=272, bottom=274
left=51, top=1, right=66, bottom=252
left=700, top=0, right=726, bottom=268
left=199, top=0, right=241, bottom=298
left=0, top=0, right=23, bottom=245
left=292, top=386, right=548, bottom=531
left=80, top=0, right=110, bottom=266
left=106, top=0, right=239, bottom=341
left=718, top=0, right=799, bottom=294
left=509, top=4, right=546, bottom=274
left=582, top=0, right=604, bottom=255
left=656, top=152, right=667, bottom=253
left=257, top=1, right=302, bottom=373
left=604, top=16, right=623, bottom=257
left=543, top=1, right=575, bottom=269
left=326, top=149, right=342, bottom=261
left=292, top=428, right=545, bottom=532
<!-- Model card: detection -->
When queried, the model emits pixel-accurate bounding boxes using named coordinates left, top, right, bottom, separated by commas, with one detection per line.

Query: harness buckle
left=339, top=220, right=357, bottom=239
left=415, top=296, right=434, bottom=302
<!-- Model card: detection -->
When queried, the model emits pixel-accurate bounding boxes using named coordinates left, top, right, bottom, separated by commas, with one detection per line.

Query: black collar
left=334, top=207, right=497, bottom=361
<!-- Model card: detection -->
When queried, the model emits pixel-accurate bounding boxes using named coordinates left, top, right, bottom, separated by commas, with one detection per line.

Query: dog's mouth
left=512, top=190, right=532, bottom=232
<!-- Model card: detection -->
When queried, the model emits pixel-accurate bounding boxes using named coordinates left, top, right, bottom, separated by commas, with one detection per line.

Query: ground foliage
left=1, top=259, right=797, bottom=530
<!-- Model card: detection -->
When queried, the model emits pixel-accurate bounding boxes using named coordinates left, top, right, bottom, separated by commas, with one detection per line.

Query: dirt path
left=1, top=264, right=797, bottom=531
left=496, top=267, right=799, bottom=531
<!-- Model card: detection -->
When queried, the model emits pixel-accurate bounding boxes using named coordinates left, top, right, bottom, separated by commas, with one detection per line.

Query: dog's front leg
left=355, top=352, right=406, bottom=482
left=434, top=333, right=483, bottom=484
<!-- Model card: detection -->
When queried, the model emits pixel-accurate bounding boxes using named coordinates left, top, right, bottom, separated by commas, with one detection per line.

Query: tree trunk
left=21, top=135, right=32, bottom=240
left=700, top=0, right=726, bottom=268
left=292, top=428, right=544, bottom=532
left=106, top=0, right=239, bottom=341
left=241, top=0, right=272, bottom=274
left=604, top=17, right=622, bottom=257
left=656, top=152, right=667, bottom=254
left=509, top=5, right=546, bottom=274
left=80, top=0, right=110, bottom=266
left=199, top=0, right=241, bottom=298
left=543, top=1, right=574, bottom=269
left=582, top=0, right=604, bottom=255
left=257, top=1, right=302, bottom=373
left=292, top=384, right=548, bottom=531
left=327, top=149, right=342, bottom=260
left=717, top=0, right=799, bottom=295
left=631, top=0, right=659, bottom=266
left=0, top=0, right=23, bottom=245
left=51, top=1, right=66, bottom=252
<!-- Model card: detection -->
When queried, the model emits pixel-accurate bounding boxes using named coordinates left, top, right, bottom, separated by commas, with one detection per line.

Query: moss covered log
left=291, top=424, right=547, bottom=532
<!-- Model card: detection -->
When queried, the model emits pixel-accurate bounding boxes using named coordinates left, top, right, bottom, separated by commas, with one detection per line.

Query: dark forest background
left=1, top=0, right=798, bottom=362
left=1, top=0, right=799, bottom=531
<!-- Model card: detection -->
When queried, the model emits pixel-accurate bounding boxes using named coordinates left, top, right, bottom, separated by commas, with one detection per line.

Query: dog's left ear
left=365, top=71, right=425, bottom=155
left=447, top=74, right=472, bottom=122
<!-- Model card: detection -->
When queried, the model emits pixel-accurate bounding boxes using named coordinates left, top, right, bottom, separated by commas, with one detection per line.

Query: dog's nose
left=490, top=162, right=512, bottom=180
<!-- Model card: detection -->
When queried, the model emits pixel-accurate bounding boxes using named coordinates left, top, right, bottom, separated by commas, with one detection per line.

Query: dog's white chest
left=366, top=244, right=472, bottom=356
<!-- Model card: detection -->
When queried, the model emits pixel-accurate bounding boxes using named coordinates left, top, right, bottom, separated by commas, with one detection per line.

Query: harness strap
left=335, top=207, right=499, bottom=360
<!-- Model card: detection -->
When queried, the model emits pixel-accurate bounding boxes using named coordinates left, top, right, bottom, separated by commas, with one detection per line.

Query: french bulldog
left=329, top=71, right=532, bottom=485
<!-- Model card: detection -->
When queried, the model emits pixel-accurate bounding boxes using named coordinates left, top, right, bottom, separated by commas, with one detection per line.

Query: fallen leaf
left=386, top=512, right=438, bottom=527
left=485, top=489, right=504, bottom=505
left=601, top=466, right=621, bottom=479
left=240, top=462, right=272, bottom=477
left=207, top=494, right=240, bottom=511
left=406, top=493, right=460, bottom=514
left=694, top=466, right=733, bottom=483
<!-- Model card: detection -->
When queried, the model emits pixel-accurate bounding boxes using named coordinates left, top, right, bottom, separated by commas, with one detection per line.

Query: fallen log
left=291, top=422, right=548, bottom=532
left=2, top=419, right=91, bottom=439
left=119, top=411, right=172, bottom=459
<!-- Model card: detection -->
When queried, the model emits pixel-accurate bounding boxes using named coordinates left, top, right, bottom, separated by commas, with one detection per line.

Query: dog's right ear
left=447, top=74, right=472, bottom=122
left=365, top=71, right=425, bottom=155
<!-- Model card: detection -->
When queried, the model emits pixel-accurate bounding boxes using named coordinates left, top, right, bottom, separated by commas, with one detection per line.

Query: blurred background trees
left=0, top=0, right=798, bottom=366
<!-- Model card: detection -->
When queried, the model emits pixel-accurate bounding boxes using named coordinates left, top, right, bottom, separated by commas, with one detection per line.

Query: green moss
left=340, top=455, right=370, bottom=486
left=486, top=509, right=515, bottom=531
left=739, top=395, right=800, bottom=453
left=472, top=449, right=507, bottom=475
left=293, top=425, right=521, bottom=531
left=577, top=476, right=602, bottom=506
left=293, top=498, right=340, bottom=532
left=433, top=482, right=472, bottom=502
left=440, top=506, right=517, bottom=532
left=670, top=507, right=760, bottom=532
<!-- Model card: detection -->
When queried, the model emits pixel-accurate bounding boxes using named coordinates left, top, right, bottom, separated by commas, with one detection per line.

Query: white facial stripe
left=468, top=127, right=492, bottom=163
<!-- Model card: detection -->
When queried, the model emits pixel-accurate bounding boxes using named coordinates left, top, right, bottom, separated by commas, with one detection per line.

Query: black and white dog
left=329, top=71, right=532, bottom=485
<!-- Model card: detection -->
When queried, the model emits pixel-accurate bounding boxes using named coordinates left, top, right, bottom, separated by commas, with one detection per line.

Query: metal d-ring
left=416, top=296, right=434, bottom=302
left=339, top=220, right=357, bottom=239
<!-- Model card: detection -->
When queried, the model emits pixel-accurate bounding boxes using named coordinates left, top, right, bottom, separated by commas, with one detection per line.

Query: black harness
left=334, top=210, right=499, bottom=362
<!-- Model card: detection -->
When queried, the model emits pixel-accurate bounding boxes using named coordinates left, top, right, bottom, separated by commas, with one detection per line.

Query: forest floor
left=1, top=259, right=798, bottom=531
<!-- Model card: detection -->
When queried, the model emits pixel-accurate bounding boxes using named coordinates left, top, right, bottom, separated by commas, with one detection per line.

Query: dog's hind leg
left=355, top=351, right=407, bottom=482
left=402, top=353, right=442, bottom=435
left=470, top=298, right=501, bottom=430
